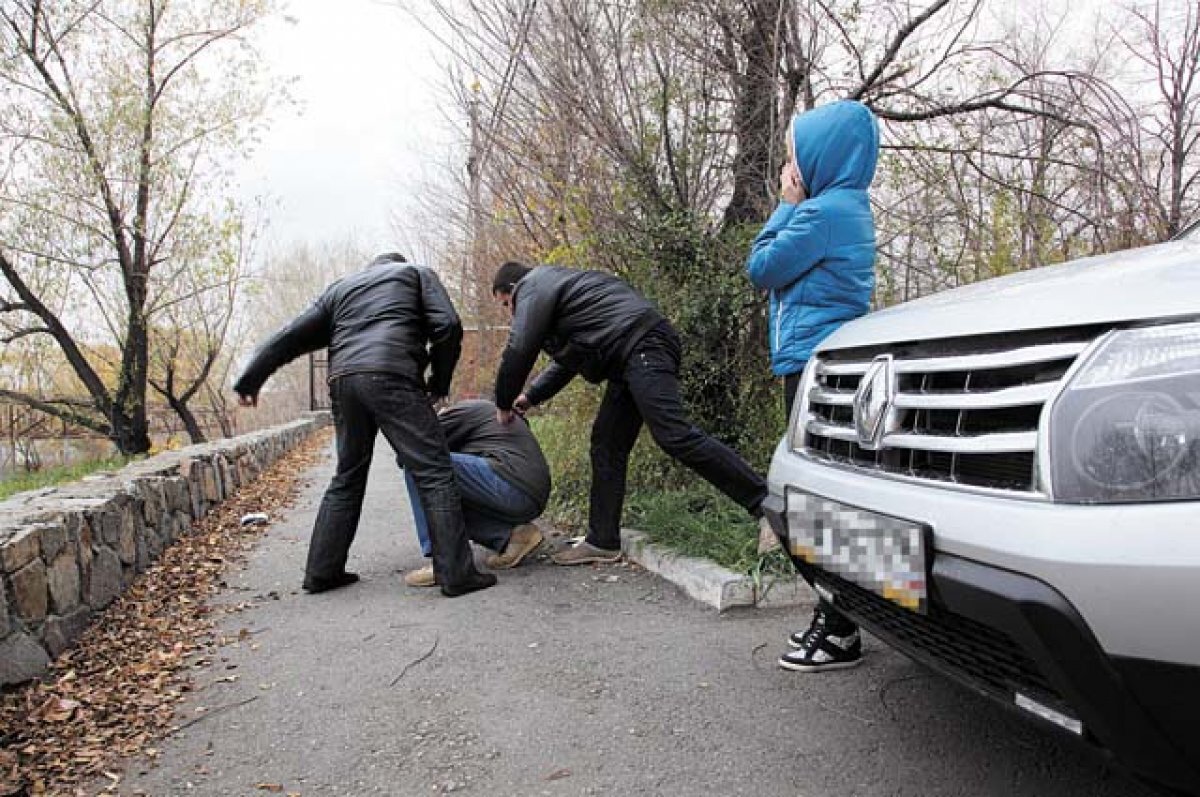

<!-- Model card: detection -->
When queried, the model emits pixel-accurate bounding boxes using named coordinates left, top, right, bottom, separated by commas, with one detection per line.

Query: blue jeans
left=406, top=453, right=541, bottom=557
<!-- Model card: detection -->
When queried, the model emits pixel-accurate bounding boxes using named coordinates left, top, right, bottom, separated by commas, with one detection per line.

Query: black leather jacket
left=234, top=256, right=462, bottom=398
left=494, top=266, right=664, bottom=410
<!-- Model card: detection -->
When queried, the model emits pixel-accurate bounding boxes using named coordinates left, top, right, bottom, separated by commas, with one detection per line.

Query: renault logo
left=853, top=354, right=894, bottom=450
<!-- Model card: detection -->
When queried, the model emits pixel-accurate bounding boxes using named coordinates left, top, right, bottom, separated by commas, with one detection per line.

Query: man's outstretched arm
left=234, top=298, right=331, bottom=404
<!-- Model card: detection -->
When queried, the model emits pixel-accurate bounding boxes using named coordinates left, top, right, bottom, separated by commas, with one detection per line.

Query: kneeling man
left=404, top=399, right=550, bottom=586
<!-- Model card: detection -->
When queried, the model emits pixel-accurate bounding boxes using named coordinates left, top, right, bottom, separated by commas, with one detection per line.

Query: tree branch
left=0, top=388, right=111, bottom=436
left=850, top=0, right=952, bottom=100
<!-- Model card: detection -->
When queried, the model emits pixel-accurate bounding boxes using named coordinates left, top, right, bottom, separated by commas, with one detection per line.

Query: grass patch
left=625, top=482, right=793, bottom=579
left=0, top=456, right=132, bottom=501
left=531, top=401, right=794, bottom=579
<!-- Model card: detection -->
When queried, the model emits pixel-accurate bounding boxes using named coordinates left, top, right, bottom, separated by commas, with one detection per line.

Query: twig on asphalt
left=749, top=641, right=771, bottom=672
left=170, top=696, right=260, bottom=733
left=390, top=636, right=440, bottom=686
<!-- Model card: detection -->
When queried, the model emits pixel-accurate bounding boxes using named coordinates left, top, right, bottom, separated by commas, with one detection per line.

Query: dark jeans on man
left=586, top=323, right=767, bottom=550
left=307, top=372, right=481, bottom=588
left=783, top=362, right=853, bottom=631
left=405, top=453, right=541, bottom=557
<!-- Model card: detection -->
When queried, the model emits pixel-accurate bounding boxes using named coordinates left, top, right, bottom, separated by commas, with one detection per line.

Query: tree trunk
left=720, top=0, right=783, bottom=231
left=169, top=397, right=207, bottom=444
left=110, top=409, right=152, bottom=455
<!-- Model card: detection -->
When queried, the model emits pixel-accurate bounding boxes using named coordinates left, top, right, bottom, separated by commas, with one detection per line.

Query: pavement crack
left=390, top=635, right=441, bottom=687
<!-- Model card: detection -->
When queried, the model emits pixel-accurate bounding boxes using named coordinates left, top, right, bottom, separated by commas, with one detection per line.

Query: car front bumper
left=764, top=444, right=1200, bottom=795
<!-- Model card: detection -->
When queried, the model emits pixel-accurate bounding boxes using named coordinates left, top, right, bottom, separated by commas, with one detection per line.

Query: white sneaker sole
left=777, top=657, right=862, bottom=673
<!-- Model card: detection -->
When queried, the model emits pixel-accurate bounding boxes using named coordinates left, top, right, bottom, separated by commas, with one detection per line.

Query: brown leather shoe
left=485, top=524, right=544, bottom=570
left=551, top=540, right=621, bottom=566
left=757, top=516, right=781, bottom=554
left=403, top=563, right=436, bottom=587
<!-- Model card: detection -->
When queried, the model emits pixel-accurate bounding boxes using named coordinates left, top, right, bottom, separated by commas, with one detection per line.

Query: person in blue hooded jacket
left=746, top=99, right=879, bottom=673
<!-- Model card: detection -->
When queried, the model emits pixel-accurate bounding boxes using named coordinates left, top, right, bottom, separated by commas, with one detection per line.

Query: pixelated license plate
left=785, top=490, right=929, bottom=613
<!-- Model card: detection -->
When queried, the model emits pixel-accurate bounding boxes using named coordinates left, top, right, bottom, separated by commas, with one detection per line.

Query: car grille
left=824, top=571, right=1068, bottom=711
left=801, top=327, right=1103, bottom=492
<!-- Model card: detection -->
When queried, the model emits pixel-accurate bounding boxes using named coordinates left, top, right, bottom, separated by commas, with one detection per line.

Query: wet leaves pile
left=0, top=431, right=330, bottom=796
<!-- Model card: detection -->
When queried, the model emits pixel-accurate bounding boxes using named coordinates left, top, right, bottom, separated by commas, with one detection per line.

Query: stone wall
left=0, top=414, right=329, bottom=687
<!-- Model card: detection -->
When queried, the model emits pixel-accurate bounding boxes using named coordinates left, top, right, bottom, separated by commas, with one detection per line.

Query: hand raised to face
left=780, top=161, right=806, bottom=204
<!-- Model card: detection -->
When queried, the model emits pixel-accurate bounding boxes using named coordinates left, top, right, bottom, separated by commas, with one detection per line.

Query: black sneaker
left=778, top=607, right=863, bottom=672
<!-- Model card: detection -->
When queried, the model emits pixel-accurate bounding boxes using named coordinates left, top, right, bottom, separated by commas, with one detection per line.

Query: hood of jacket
left=791, top=100, right=879, bottom=197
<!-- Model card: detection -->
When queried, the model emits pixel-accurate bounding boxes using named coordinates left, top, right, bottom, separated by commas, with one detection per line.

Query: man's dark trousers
left=587, top=323, right=767, bottom=550
left=307, top=372, right=477, bottom=586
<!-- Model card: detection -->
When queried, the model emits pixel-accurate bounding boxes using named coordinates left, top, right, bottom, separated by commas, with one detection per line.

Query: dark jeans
left=586, top=324, right=768, bottom=550
left=307, top=373, right=482, bottom=588
left=783, top=363, right=852, bottom=631
left=405, top=453, right=541, bottom=556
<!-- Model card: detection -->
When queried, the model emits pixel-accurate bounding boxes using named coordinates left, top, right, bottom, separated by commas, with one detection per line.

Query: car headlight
left=1048, top=320, right=1200, bottom=503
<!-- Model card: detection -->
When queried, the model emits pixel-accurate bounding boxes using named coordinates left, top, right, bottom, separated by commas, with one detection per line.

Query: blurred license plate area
left=785, top=489, right=929, bottom=613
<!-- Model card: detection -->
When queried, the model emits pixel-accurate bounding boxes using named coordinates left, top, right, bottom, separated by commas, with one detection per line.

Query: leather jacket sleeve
left=417, top=266, right=462, bottom=397
left=525, top=361, right=576, bottom=406
left=234, top=296, right=332, bottom=396
left=494, top=276, right=556, bottom=410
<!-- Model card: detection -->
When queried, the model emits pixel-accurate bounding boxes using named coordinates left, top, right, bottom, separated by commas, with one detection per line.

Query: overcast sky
left=240, top=0, right=459, bottom=257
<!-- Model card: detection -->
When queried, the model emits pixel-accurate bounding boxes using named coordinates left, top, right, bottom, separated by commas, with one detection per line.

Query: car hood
left=820, top=238, right=1200, bottom=351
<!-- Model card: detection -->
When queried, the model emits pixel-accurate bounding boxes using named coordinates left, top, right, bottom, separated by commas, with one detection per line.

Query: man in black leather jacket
left=491, top=261, right=767, bottom=565
left=234, top=253, right=495, bottom=597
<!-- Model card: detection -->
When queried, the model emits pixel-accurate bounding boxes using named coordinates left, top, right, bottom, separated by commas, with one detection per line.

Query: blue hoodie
left=746, top=100, right=879, bottom=376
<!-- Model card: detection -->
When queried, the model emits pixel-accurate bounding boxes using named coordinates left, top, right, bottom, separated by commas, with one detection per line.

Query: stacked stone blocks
left=0, top=415, right=328, bottom=687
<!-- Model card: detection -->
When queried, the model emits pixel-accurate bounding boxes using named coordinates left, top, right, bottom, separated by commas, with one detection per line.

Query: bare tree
left=0, top=0, right=277, bottom=453
left=1117, top=0, right=1200, bottom=237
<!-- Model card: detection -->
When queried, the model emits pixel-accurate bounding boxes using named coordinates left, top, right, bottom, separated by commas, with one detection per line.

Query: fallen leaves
left=0, top=430, right=330, bottom=796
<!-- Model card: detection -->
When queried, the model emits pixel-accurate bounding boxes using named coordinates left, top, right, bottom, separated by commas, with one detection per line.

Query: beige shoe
left=403, top=563, right=437, bottom=587
left=551, top=540, right=621, bottom=566
left=485, top=524, right=544, bottom=569
left=758, top=516, right=781, bottom=554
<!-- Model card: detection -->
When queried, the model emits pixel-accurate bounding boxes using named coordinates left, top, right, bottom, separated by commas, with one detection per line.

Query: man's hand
left=780, top=161, right=806, bottom=204
left=498, top=393, right=534, bottom=424
left=430, top=394, right=448, bottom=412
left=237, top=392, right=258, bottom=408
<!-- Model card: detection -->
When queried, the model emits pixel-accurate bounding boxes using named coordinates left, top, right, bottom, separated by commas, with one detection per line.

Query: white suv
left=761, top=230, right=1200, bottom=795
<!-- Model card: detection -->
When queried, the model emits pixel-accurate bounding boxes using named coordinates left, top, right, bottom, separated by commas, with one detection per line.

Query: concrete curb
left=620, top=529, right=814, bottom=613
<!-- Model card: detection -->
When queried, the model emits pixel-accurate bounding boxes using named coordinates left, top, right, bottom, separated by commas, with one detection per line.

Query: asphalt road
left=120, top=439, right=1159, bottom=797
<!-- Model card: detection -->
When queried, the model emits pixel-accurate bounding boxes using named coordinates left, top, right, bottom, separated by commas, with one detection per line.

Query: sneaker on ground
left=403, top=563, right=437, bottom=587
left=485, top=523, right=543, bottom=569
left=551, top=540, right=621, bottom=566
left=778, top=607, right=863, bottom=672
left=757, top=515, right=781, bottom=554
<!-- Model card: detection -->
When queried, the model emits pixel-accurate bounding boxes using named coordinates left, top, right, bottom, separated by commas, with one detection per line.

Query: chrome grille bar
left=816, top=341, right=1088, bottom=377
left=883, top=431, right=1037, bottom=454
left=892, top=382, right=1056, bottom=410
